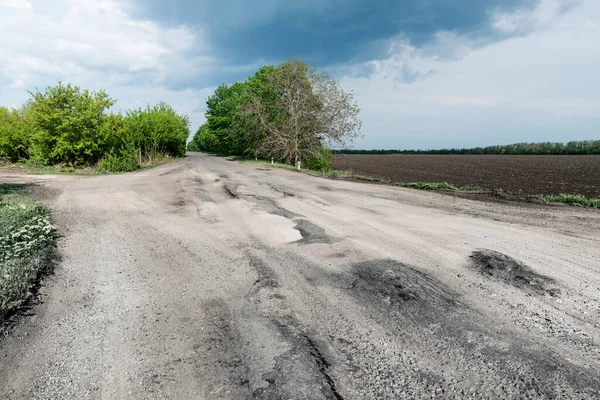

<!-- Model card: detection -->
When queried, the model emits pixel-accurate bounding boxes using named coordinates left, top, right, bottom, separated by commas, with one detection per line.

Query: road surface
left=1, top=153, right=600, bottom=399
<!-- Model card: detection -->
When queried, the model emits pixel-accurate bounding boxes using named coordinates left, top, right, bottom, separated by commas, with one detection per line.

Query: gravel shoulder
left=1, top=153, right=599, bottom=399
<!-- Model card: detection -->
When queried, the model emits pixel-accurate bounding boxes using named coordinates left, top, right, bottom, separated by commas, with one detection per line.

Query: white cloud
left=0, top=0, right=32, bottom=10
left=0, top=0, right=211, bottom=84
left=340, top=0, right=600, bottom=149
left=8, top=79, right=25, bottom=89
left=0, top=0, right=214, bottom=135
left=491, top=0, right=580, bottom=34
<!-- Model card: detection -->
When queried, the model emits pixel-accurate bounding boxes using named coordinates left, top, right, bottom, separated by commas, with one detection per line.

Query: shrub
left=123, top=102, right=190, bottom=162
left=307, top=146, right=333, bottom=171
left=323, top=169, right=347, bottom=178
left=96, top=144, right=140, bottom=172
left=98, top=113, right=126, bottom=152
left=1, top=83, right=191, bottom=170
left=0, top=106, right=36, bottom=163
left=28, top=82, right=116, bottom=166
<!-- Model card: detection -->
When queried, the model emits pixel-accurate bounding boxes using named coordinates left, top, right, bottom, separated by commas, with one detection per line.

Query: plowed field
left=331, top=154, right=600, bottom=198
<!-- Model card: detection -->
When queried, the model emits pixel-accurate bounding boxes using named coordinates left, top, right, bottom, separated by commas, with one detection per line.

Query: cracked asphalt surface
left=1, top=153, right=600, bottom=399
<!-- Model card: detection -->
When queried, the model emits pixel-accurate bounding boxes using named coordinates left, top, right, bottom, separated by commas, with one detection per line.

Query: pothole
left=470, top=249, right=561, bottom=297
left=294, top=220, right=338, bottom=245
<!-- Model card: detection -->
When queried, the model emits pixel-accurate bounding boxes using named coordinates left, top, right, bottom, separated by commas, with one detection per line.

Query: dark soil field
left=331, top=154, right=600, bottom=198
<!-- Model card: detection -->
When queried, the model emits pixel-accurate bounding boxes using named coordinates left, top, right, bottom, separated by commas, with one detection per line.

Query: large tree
left=28, top=82, right=116, bottom=165
left=247, top=58, right=361, bottom=166
left=203, top=66, right=275, bottom=156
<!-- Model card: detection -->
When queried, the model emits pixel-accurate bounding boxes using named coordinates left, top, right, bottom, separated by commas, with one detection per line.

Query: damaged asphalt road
left=1, top=153, right=600, bottom=399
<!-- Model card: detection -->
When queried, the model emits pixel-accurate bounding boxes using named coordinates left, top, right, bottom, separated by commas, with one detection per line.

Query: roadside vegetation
left=538, top=194, right=600, bottom=208
left=188, top=58, right=361, bottom=171
left=336, top=140, right=600, bottom=155
left=0, top=184, right=57, bottom=319
left=0, top=82, right=190, bottom=172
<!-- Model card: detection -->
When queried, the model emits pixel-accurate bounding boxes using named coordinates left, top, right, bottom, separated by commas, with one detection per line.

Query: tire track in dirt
left=242, top=254, right=343, bottom=399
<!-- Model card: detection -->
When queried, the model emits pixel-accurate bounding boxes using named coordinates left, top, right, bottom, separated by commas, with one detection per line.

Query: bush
left=28, top=82, right=115, bottom=166
left=0, top=82, right=191, bottom=170
left=323, top=169, right=346, bottom=178
left=96, top=144, right=140, bottom=172
left=98, top=113, right=126, bottom=152
left=307, top=146, right=332, bottom=171
left=0, top=106, right=36, bottom=163
left=123, top=102, right=190, bottom=162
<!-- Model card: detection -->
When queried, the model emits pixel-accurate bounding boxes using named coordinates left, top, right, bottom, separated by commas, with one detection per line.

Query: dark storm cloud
left=136, top=0, right=539, bottom=68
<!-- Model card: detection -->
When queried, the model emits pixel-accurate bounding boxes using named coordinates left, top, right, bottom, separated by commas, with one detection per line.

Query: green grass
left=321, top=169, right=352, bottom=179
left=0, top=184, right=57, bottom=319
left=0, top=155, right=184, bottom=176
left=24, top=165, right=98, bottom=175
left=539, top=194, right=600, bottom=208
left=230, top=156, right=301, bottom=172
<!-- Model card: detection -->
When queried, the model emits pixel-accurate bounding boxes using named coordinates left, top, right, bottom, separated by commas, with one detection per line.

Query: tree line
left=0, top=82, right=190, bottom=171
left=187, top=59, right=361, bottom=170
left=335, top=141, right=600, bottom=155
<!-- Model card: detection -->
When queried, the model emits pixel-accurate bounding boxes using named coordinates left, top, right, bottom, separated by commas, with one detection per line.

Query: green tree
left=204, top=67, right=275, bottom=156
left=0, top=106, right=36, bottom=162
left=187, top=123, right=221, bottom=153
left=123, top=102, right=190, bottom=162
left=197, top=65, right=278, bottom=156
left=1, top=82, right=192, bottom=171
left=28, top=82, right=116, bottom=166
left=246, top=58, right=361, bottom=166
left=204, top=83, right=244, bottom=154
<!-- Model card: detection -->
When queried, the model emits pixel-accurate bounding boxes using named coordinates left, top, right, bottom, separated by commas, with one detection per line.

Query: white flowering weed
left=0, top=189, right=57, bottom=317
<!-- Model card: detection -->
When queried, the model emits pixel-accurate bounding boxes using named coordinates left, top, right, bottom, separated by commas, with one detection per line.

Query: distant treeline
left=335, top=141, right=600, bottom=155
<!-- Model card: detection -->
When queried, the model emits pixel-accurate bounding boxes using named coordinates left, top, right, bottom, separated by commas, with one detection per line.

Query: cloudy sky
left=1, top=0, right=598, bottom=149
